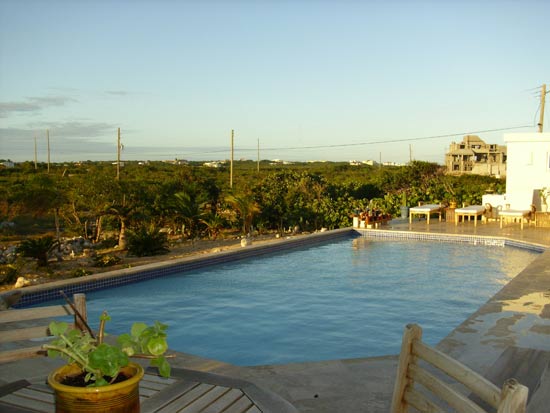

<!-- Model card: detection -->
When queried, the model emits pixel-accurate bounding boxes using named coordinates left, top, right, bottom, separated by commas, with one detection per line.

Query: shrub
left=126, top=225, right=169, bottom=257
left=71, top=268, right=92, bottom=278
left=17, top=235, right=59, bottom=266
left=0, top=264, right=19, bottom=285
left=93, top=254, right=121, bottom=267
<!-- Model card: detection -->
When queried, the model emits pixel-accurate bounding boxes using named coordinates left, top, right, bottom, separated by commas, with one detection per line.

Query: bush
left=16, top=235, right=59, bottom=266
left=127, top=224, right=169, bottom=257
left=0, top=264, right=19, bottom=285
left=93, top=254, right=121, bottom=267
left=71, top=268, right=92, bottom=278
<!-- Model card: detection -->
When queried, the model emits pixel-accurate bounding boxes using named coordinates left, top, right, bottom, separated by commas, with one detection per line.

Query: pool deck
left=1, top=220, right=550, bottom=412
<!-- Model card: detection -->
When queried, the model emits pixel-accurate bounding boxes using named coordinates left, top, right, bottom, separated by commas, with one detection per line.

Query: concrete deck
left=1, top=219, right=550, bottom=412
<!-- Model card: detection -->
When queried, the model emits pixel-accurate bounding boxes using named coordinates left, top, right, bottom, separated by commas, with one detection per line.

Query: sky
left=0, top=0, right=548, bottom=164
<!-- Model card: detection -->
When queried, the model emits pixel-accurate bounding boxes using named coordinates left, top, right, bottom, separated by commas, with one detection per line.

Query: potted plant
left=44, top=311, right=171, bottom=413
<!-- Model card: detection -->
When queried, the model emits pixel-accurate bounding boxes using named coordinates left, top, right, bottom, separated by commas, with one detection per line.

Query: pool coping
left=11, top=226, right=547, bottom=308
left=355, top=228, right=547, bottom=252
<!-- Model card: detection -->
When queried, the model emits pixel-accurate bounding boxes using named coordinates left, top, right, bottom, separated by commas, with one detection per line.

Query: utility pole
left=379, top=152, right=382, bottom=168
left=257, top=138, right=260, bottom=173
left=46, top=129, right=50, bottom=173
left=230, top=129, right=234, bottom=189
left=116, top=128, right=121, bottom=181
left=34, top=136, right=37, bottom=170
left=538, top=83, right=547, bottom=133
left=409, top=144, right=412, bottom=162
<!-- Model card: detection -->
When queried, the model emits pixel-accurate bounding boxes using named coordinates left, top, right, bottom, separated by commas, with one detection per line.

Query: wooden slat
left=0, top=346, right=45, bottom=363
left=410, top=364, right=487, bottom=413
left=404, top=388, right=444, bottom=413
left=413, top=340, right=500, bottom=409
left=222, top=395, right=254, bottom=413
left=15, top=387, right=55, bottom=404
left=155, top=383, right=215, bottom=413
left=498, top=379, right=528, bottom=413
left=141, top=381, right=199, bottom=412
left=0, top=305, right=72, bottom=323
left=390, top=323, right=423, bottom=413
left=0, top=392, right=54, bottom=413
left=0, top=325, right=52, bottom=343
left=142, top=373, right=177, bottom=386
left=180, top=386, right=230, bottom=413
left=200, top=389, right=244, bottom=413
left=141, top=378, right=175, bottom=392
left=245, top=406, right=262, bottom=413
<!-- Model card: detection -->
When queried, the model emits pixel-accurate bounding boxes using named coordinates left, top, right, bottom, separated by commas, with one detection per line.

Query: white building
left=489, top=133, right=550, bottom=210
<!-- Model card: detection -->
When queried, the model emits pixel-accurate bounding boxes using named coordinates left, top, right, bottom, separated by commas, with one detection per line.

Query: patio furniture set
left=408, top=202, right=539, bottom=229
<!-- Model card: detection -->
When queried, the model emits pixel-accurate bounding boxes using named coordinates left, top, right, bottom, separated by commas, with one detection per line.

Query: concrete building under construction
left=445, top=135, right=507, bottom=177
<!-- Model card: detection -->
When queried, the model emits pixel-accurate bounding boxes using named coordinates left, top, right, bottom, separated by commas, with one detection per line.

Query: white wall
left=504, top=133, right=550, bottom=210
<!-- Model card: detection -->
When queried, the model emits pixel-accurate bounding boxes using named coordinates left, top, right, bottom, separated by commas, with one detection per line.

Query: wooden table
left=0, top=367, right=298, bottom=413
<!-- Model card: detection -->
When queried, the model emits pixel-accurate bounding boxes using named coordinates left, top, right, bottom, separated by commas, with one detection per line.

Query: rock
left=14, top=276, right=32, bottom=288
left=240, top=238, right=252, bottom=247
left=0, top=290, right=22, bottom=310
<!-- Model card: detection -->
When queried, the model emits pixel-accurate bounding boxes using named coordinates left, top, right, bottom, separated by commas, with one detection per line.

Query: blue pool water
left=76, top=237, right=537, bottom=366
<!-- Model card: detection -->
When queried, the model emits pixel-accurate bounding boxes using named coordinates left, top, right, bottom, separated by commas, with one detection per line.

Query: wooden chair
left=390, top=324, right=528, bottom=413
left=0, top=293, right=88, bottom=363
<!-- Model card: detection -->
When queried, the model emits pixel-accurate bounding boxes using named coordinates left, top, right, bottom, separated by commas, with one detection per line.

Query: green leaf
left=151, top=356, right=171, bottom=378
left=88, top=343, right=129, bottom=379
left=100, top=313, right=112, bottom=322
left=146, top=337, right=168, bottom=356
left=117, top=333, right=137, bottom=356
left=131, top=322, right=147, bottom=338
left=48, top=321, right=68, bottom=336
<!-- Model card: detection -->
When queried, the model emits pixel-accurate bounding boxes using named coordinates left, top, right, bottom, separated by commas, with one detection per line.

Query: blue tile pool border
left=356, top=228, right=547, bottom=253
left=13, top=228, right=352, bottom=307
left=11, top=227, right=546, bottom=308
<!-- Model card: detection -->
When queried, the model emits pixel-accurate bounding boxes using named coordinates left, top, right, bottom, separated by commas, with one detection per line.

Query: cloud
left=0, top=122, right=119, bottom=161
left=1, top=121, right=117, bottom=140
left=105, top=90, right=130, bottom=96
left=0, top=95, right=76, bottom=117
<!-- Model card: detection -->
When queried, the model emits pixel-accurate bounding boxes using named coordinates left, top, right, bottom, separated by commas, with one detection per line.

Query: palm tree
left=17, top=236, right=59, bottom=266
left=106, top=201, right=136, bottom=250
left=172, top=190, right=205, bottom=240
left=200, top=213, right=225, bottom=240
left=225, top=193, right=261, bottom=235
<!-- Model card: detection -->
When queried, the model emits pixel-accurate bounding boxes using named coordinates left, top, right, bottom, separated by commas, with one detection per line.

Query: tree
left=225, top=193, right=261, bottom=235
left=171, top=189, right=206, bottom=239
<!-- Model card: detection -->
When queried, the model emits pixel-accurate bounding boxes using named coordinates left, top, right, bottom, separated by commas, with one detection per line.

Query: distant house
left=445, top=135, right=506, bottom=177
left=1, top=161, right=15, bottom=168
left=203, top=161, right=223, bottom=168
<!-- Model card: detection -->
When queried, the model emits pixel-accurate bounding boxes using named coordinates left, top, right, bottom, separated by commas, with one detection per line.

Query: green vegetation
left=1, top=160, right=504, bottom=244
left=126, top=224, right=169, bottom=257
left=16, top=235, right=59, bottom=266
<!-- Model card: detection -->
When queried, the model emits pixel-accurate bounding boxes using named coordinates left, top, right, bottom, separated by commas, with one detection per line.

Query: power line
left=180, top=124, right=532, bottom=156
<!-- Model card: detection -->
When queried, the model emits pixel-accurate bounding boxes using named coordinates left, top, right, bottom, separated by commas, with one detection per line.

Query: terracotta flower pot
left=47, top=362, right=144, bottom=413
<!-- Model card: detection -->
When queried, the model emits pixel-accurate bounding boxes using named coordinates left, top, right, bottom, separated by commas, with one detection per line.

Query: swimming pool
left=75, top=236, right=537, bottom=366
